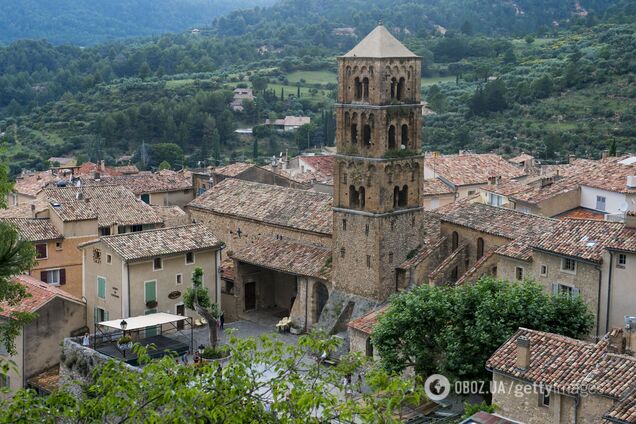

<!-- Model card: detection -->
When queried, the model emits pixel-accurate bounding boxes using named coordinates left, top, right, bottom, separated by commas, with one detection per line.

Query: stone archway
left=314, top=281, right=329, bottom=323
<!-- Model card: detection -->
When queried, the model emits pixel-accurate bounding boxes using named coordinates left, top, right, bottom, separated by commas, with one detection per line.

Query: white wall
left=580, top=186, right=626, bottom=214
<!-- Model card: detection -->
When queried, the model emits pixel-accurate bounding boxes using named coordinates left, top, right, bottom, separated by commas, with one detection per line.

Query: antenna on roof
left=378, top=19, right=384, bottom=26
left=618, top=202, right=629, bottom=213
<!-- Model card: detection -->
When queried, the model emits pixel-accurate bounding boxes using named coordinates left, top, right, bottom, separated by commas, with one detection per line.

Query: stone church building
left=188, top=25, right=430, bottom=334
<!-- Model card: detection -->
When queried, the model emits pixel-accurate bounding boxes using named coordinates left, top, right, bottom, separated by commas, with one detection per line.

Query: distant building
left=265, top=116, right=311, bottom=131
left=332, top=27, right=356, bottom=37
left=231, top=88, right=255, bottom=112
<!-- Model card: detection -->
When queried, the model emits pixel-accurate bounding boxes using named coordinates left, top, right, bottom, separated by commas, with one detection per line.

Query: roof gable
left=342, top=25, right=417, bottom=58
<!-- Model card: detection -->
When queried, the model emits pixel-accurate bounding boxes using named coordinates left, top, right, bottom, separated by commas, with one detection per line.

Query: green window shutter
left=97, top=277, right=106, bottom=299
left=104, top=310, right=109, bottom=321
left=145, top=281, right=157, bottom=302
left=94, top=307, right=99, bottom=325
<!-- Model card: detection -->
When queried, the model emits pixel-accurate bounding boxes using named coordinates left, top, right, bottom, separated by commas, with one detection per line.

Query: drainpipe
left=574, top=393, right=581, bottom=424
left=605, top=253, right=613, bottom=334
left=304, top=277, right=309, bottom=331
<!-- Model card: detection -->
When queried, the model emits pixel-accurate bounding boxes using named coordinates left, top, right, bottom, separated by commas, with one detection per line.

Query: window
left=340, top=247, right=345, bottom=258
left=106, top=254, right=112, bottom=264
left=131, top=224, right=143, bottom=232
left=618, top=254, right=627, bottom=268
left=94, top=307, right=108, bottom=324
left=185, top=252, right=195, bottom=264
left=488, top=193, right=503, bottom=207
left=561, top=258, right=577, bottom=274
left=477, top=238, right=484, bottom=259
left=153, top=257, right=163, bottom=271
left=342, top=219, right=347, bottom=231
left=388, top=253, right=393, bottom=264
left=363, top=125, right=371, bottom=147
left=176, top=274, right=183, bottom=285
left=451, top=232, right=459, bottom=250
left=41, top=269, right=64, bottom=286
left=35, top=243, right=47, bottom=259
left=540, top=388, right=550, bottom=407
left=388, top=125, right=396, bottom=149
left=540, top=265, right=548, bottom=276
left=0, top=375, right=10, bottom=388
left=515, top=267, right=524, bottom=281
left=222, top=280, right=235, bottom=295
left=97, top=277, right=106, bottom=299
left=366, top=255, right=371, bottom=268
left=140, top=193, right=150, bottom=204
left=401, top=124, right=409, bottom=148
left=55, top=241, right=63, bottom=251
left=99, top=227, right=111, bottom=236
left=596, top=195, right=606, bottom=211
left=552, top=283, right=580, bottom=298
left=467, top=190, right=476, bottom=196
left=93, top=248, right=101, bottom=263
left=145, top=281, right=157, bottom=303
left=117, top=225, right=127, bottom=234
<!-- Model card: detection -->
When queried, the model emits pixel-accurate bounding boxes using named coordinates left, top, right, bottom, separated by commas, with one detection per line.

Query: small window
left=131, top=224, right=143, bottom=232
left=596, top=195, right=606, bottom=211
left=153, top=257, right=163, bottom=271
left=185, top=252, right=195, bottom=264
left=140, top=193, right=150, bottom=204
left=55, top=241, right=63, bottom=251
left=97, top=277, right=106, bottom=299
left=0, top=375, right=10, bottom=388
left=467, top=190, right=476, bottom=196
left=388, top=253, right=393, bottom=264
left=93, top=248, right=101, bottom=263
left=99, top=227, right=111, bottom=236
left=540, top=389, right=550, bottom=407
left=365, top=224, right=369, bottom=236
left=515, top=267, right=524, bottom=281
left=106, top=254, right=112, bottom=264
left=176, top=274, right=183, bottom=285
left=618, top=254, right=627, bottom=268
left=552, top=283, right=579, bottom=298
left=35, top=243, right=48, bottom=259
left=46, top=269, right=61, bottom=285
left=222, top=280, right=235, bottom=295
left=561, top=258, right=576, bottom=274
left=340, top=247, right=345, bottom=258
left=540, top=265, right=548, bottom=276
left=342, top=219, right=347, bottom=231
left=366, top=255, right=371, bottom=268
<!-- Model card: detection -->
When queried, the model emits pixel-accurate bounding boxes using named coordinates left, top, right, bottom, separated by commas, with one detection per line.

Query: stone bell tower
left=332, top=25, right=424, bottom=301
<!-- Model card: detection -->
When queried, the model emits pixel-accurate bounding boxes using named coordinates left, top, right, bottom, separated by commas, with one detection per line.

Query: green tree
left=184, top=267, right=220, bottom=349
left=608, top=138, right=617, bottom=157
left=0, top=332, right=423, bottom=422
left=158, top=161, right=171, bottom=171
left=250, top=76, right=268, bottom=94
left=372, top=277, right=594, bottom=382
left=148, top=143, right=183, bottom=168
left=460, top=20, right=474, bottom=35
left=426, top=85, right=447, bottom=113
left=532, top=75, right=553, bottom=99
left=503, top=48, right=517, bottom=64
left=525, top=35, right=535, bottom=44
left=138, top=61, right=151, bottom=80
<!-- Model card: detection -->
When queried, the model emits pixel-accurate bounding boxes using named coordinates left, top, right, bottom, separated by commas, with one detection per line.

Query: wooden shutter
left=36, top=244, right=47, bottom=259
left=572, top=287, right=580, bottom=297
left=59, top=269, right=66, bottom=285
left=40, top=270, right=48, bottom=283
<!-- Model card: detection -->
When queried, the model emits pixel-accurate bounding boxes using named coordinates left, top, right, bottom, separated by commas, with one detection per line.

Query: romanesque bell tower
left=332, top=25, right=424, bottom=301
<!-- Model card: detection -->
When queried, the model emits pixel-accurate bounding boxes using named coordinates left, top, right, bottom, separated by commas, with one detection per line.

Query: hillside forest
left=0, top=0, right=635, bottom=175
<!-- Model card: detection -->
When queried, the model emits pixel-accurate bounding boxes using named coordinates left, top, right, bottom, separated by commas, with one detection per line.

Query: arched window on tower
left=401, top=124, right=409, bottom=148
left=393, top=186, right=399, bottom=208
left=351, top=123, right=358, bottom=144
left=452, top=231, right=459, bottom=250
left=363, top=125, right=371, bottom=147
left=399, top=185, right=408, bottom=207
left=362, top=77, right=369, bottom=100
left=397, top=77, right=406, bottom=100
left=388, top=125, right=396, bottom=149
left=390, top=77, right=397, bottom=99
left=354, top=77, right=362, bottom=100
left=477, top=238, right=484, bottom=259
left=349, top=185, right=360, bottom=208
left=359, top=186, right=366, bottom=208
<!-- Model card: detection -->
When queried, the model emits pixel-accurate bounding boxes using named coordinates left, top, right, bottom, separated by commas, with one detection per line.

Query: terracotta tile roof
left=426, top=153, right=526, bottom=187
left=604, top=388, right=636, bottom=424
left=43, top=186, right=163, bottom=227
left=495, top=237, right=535, bottom=262
left=487, top=328, right=636, bottom=398
left=347, top=305, right=389, bottom=335
left=555, top=207, right=606, bottom=221
left=509, top=177, right=579, bottom=205
left=422, top=178, right=454, bottom=196
left=13, top=170, right=58, bottom=197
left=440, top=203, right=556, bottom=240
left=480, top=179, right=530, bottom=197
left=509, top=153, right=534, bottom=164
left=455, top=249, right=496, bottom=285
left=213, top=163, right=254, bottom=177
left=397, top=211, right=443, bottom=269
left=220, top=258, right=235, bottom=282
left=607, top=227, right=636, bottom=253
left=85, top=224, right=221, bottom=261
left=532, top=219, right=624, bottom=263
left=1, top=275, right=83, bottom=318
left=1, top=218, right=62, bottom=242
left=80, top=170, right=192, bottom=194
left=0, top=201, right=48, bottom=218
left=582, top=156, right=636, bottom=194
left=298, top=155, right=335, bottom=178
left=27, top=365, right=60, bottom=394
left=150, top=206, right=188, bottom=227
left=232, top=238, right=331, bottom=280
left=188, top=179, right=332, bottom=235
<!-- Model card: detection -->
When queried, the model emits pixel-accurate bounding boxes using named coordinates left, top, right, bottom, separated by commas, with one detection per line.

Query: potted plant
left=199, top=346, right=230, bottom=364
left=116, top=335, right=133, bottom=350
left=145, top=300, right=158, bottom=309
left=289, top=323, right=303, bottom=335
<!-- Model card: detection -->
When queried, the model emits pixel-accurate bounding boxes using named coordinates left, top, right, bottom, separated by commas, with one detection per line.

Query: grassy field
left=421, top=75, right=456, bottom=86
left=267, top=83, right=331, bottom=101
left=287, top=70, right=336, bottom=85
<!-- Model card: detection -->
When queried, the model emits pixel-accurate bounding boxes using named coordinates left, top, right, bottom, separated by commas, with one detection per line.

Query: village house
left=0, top=275, right=86, bottom=396
left=8, top=169, right=59, bottom=206
left=278, top=154, right=335, bottom=193
left=487, top=327, right=636, bottom=424
left=265, top=116, right=311, bottom=131
left=80, top=170, right=193, bottom=207
left=422, top=152, right=526, bottom=209
left=78, top=224, right=222, bottom=329
left=230, top=87, right=255, bottom=112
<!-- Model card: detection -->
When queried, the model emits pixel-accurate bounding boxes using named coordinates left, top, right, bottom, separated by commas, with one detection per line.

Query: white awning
left=98, top=312, right=187, bottom=331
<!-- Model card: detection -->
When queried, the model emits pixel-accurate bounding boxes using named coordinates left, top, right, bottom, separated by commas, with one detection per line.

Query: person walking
left=220, top=311, right=225, bottom=330
left=82, top=333, right=90, bottom=347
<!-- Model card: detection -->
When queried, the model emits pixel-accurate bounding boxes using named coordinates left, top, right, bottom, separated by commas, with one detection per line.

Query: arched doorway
left=314, top=282, right=329, bottom=323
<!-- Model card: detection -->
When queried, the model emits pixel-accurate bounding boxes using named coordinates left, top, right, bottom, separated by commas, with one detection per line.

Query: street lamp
left=120, top=320, right=128, bottom=331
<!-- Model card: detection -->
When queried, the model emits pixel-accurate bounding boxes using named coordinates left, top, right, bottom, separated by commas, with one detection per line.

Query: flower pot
left=200, top=351, right=232, bottom=365
left=117, top=342, right=133, bottom=350
left=289, top=326, right=302, bottom=335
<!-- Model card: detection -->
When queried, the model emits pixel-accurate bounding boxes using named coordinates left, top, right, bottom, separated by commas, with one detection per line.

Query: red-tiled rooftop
left=555, top=207, right=606, bottom=221
left=603, top=388, right=636, bottom=424
left=1, top=275, right=83, bottom=317
left=299, top=155, right=335, bottom=177
left=422, top=178, right=454, bottom=196
left=347, top=305, right=389, bottom=335
left=426, top=153, right=526, bottom=187
left=213, top=163, right=254, bottom=177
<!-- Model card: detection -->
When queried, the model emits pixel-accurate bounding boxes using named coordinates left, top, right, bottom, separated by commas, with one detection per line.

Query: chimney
left=516, top=336, right=530, bottom=370
left=602, top=150, right=609, bottom=160
left=30, top=203, right=36, bottom=218
left=626, top=316, right=636, bottom=355
left=94, top=171, right=101, bottom=181
left=76, top=191, right=84, bottom=201
left=625, top=212, right=636, bottom=229
left=608, top=328, right=626, bottom=354
left=568, top=154, right=576, bottom=164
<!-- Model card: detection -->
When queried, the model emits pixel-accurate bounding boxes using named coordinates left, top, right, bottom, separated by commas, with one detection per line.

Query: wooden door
left=244, top=282, right=256, bottom=311
left=176, top=304, right=185, bottom=330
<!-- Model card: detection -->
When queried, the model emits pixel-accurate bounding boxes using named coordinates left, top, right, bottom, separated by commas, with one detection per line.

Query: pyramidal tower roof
left=342, top=25, right=418, bottom=58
